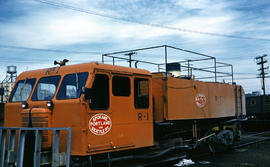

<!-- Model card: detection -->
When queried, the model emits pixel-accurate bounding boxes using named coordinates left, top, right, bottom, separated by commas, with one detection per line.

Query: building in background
left=246, top=91, right=261, bottom=97
left=0, top=66, right=17, bottom=124
left=0, top=82, right=15, bottom=103
left=0, top=65, right=17, bottom=103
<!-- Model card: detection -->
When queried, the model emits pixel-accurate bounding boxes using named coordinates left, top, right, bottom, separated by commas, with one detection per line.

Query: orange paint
left=4, top=62, right=245, bottom=156
left=152, top=73, right=246, bottom=122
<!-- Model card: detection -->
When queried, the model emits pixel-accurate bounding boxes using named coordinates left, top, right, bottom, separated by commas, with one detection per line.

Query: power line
left=0, top=44, right=102, bottom=54
left=233, top=77, right=259, bottom=80
left=234, top=72, right=257, bottom=75
left=34, top=0, right=270, bottom=42
left=0, top=44, right=262, bottom=70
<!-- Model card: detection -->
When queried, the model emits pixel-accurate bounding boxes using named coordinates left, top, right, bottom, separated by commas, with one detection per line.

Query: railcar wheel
left=207, top=129, right=235, bottom=153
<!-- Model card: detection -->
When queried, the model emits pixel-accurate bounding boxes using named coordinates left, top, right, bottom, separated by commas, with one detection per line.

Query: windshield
left=31, top=76, right=61, bottom=101
left=9, top=78, right=36, bottom=102
left=56, top=72, right=88, bottom=99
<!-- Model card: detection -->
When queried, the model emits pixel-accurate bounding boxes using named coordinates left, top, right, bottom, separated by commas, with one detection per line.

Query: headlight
left=22, top=101, right=28, bottom=109
left=47, top=100, right=53, bottom=109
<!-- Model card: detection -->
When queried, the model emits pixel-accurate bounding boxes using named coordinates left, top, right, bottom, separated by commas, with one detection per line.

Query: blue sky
left=0, top=0, right=270, bottom=94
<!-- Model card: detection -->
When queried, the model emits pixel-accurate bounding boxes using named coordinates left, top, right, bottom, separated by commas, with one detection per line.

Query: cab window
left=112, top=76, right=130, bottom=96
left=56, top=72, right=88, bottom=99
left=9, top=78, right=36, bottom=102
left=32, top=76, right=61, bottom=101
left=90, top=74, right=109, bottom=110
left=134, top=78, right=149, bottom=109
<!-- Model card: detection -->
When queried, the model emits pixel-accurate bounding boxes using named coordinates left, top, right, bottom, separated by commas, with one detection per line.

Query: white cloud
left=0, top=9, right=182, bottom=48
left=175, top=0, right=229, bottom=11
left=175, top=0, right=211, bottom=9
left=0, top=0, right=239, bottom=49
left=0, top=0, right=270, bottom=93
left=0, top=11, right=109, bottom=47
left=172, top=16, right=234, bottom=40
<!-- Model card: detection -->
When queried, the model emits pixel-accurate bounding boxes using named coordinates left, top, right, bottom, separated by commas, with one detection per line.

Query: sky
left=0, top=0, right=270, bottom=94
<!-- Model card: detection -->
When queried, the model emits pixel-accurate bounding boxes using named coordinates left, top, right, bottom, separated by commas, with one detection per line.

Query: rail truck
left=1, top=45, right=246, bottom=166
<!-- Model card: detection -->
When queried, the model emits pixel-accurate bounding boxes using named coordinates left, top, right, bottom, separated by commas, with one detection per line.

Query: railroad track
left=233, top=131, right=270, bottom=149
left=90, top=131, right=270, bottom=167
left=160, top=131, right=270, bottom=167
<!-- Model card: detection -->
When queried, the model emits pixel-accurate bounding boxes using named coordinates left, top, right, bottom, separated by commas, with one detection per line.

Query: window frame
left=56, top=72, right=89, bottom=100
left=89, top=73, right=110, bottom=110
left=112, top=75, right=131, bottom=97
left=31, top=75, right=61, bottom=101
left=9, top=78, right=37, bottom=103
left=134, top=77, right=150, bottom=109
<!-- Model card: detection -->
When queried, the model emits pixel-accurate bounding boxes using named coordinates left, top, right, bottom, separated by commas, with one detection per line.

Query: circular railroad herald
left=89, top=113, right=112, bottom=135
left=195, top=93, right=207, bottom=108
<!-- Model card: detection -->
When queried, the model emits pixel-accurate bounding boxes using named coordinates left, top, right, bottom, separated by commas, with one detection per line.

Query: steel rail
left=233, top=137, right=270, bottom=149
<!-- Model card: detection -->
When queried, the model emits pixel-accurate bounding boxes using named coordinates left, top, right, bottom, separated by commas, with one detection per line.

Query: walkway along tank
left=2, top=45, right=246, bottom=166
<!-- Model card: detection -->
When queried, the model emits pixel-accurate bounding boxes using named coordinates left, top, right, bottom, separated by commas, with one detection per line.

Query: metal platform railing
left=101, top=45, right=234, bottom=83
left=0, top=127, right=71, bottom=167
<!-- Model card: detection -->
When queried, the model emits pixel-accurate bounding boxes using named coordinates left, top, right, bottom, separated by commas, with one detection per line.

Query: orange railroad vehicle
left=2, top=45, right=246, bottom=166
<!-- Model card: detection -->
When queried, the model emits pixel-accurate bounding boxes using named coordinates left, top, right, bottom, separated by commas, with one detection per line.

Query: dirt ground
left=183, top=140, right=270, bottom=167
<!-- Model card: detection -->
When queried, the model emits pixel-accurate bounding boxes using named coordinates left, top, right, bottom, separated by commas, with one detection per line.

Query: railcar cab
left=4, top=62, right=154, bottom=156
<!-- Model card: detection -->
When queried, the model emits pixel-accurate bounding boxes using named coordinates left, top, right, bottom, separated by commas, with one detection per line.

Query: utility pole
left=125, top=52, right=136, bottom=68
left=256, top=54, right=269, bottom=95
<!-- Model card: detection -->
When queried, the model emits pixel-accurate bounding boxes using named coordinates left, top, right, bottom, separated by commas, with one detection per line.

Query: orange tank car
left=4, top=62, right=154, bottom=156
left=152, top=73, right=246, bottom=122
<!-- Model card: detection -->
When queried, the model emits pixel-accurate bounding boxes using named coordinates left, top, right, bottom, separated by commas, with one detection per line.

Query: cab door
left=110, top=74, right=134, bottom=148
left=132, top=76, right=153, bottom=147
left=87, top=72, right=113, bottom=153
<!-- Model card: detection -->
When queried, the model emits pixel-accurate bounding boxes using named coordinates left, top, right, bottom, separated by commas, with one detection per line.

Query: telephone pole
left=256, top=54, right=269, bottom=95
left=125, top=52, right=136, bottom=68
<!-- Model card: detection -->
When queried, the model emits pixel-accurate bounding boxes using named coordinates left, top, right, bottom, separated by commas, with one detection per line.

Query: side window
left=32, top=76, right=61, bottom=101
left=56, top=72, right=88, bottom=99
left=90, top=74, right=109, bottom=110
left=134, top=78, right=149, bottom=109
left=112, top=76, right=130, bottom=96
left=9, top=78, right=36, bottom=102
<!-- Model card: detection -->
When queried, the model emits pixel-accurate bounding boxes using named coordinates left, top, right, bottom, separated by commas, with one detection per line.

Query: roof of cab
left=16, top=62, right=152, bottom=80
